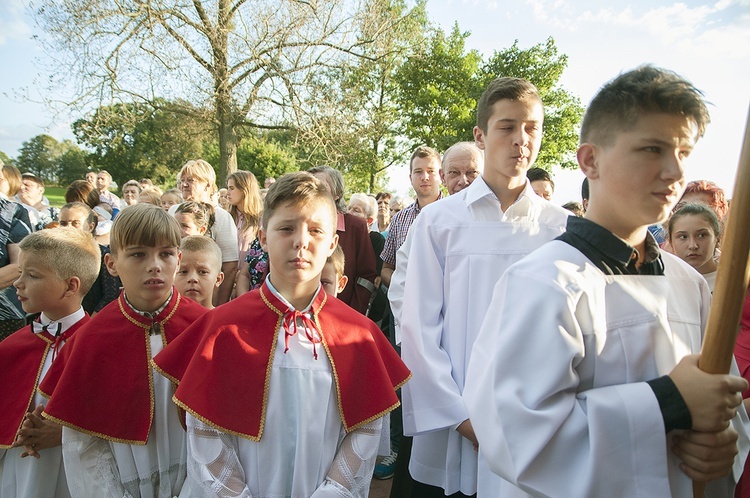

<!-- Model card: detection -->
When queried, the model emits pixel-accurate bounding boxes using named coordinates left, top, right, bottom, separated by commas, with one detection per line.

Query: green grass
left=45, top=186, right=68, bottom=208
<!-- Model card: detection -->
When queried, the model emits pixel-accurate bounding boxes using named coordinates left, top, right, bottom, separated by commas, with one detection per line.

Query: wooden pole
left=693, top=107, right=750, bottom=497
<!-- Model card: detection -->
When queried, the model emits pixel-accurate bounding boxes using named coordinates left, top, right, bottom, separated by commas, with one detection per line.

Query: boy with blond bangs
left=176, top=235, right=224, bottom=309
left=465, top=66, right=750, bottom=496
left=0, top=228, right=99, bottom=498
left=153, top=172, right=410, bottom=497
left=321, top=245, right=349, bottom=297
left=38, top=203, right=207, bottom=498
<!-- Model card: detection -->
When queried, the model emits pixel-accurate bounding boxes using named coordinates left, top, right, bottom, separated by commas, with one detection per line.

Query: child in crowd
left=160, top=189, right=182, bottom=212
left=153, top=172, right=410, bottom=497
left=465, top=66, right=749, bottom=496
left=0, top=228, right=100, bottom=498
left=321, top=245, right=348, bottom=297
left=175, top=235, right=224, bottom=309
left=173, top=201, right=215, bottom=238
left=137, top=188, right=162, bottom=206
left=58, top=202, right=121, bottom=314
left=38, top=204, right=207, bottom=497
left=668, top=202, right=721, bottom=292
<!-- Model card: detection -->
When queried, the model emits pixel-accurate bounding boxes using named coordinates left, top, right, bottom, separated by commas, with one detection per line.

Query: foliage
left=0, top=151, right=12, bottom=166
left=72, top=100, right=212, bottom=187
left=297, top=0, right=428, bottom=192
left=56, top=140, right=89, bottom=186
left=394, top=23, right=482, bottom=151
left=478, top=38, right=584, bottom=170
left=33, top=0, right=411, bottom=183
left=16, top=134, right=61, bottom=183
left=235, top=135, right=298, bottom=186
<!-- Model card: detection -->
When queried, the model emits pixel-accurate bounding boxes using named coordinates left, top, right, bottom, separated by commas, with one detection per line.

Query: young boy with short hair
left=398, top=77, right=570, bottom=497
left=153, top=172, right=410, bottom=497
left=38, top=203, right=207, bottom=498
left=465, top=66, right=749, bottom=496
left=321, top=245, right=348, bottom=297
left=175, top=235, right=224, bottom=309
left=0, top=228, right=100, bottom=498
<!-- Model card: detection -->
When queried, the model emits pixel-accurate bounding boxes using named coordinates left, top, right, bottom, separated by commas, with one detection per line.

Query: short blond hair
left=262, top=172, right=336, bottom=231
left=110, top=203, right=181, bottom=254
left=178, top=159, right=216, bottom=187
left=326, top=245, right=346, bottom=279
left=180, top=235, right=222, bottom=273
left=19, top=227, right=100, bottom=294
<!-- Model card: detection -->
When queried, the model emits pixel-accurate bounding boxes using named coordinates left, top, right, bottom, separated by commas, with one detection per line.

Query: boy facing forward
left=465, top=66, right=749, bottom=496
left=175, top=235, right=225, bottom=309
left=153, top=172, right=409, bottom=497
left=0, top=228, right=99, bottom=498
left=39, top=203, right=207, bottom=498
left=398, top=77, right=569, bottom=496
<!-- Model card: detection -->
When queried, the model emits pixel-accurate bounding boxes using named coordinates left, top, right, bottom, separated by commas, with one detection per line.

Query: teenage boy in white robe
left=399, top=77, right=569, bottom=497
left=464, top=65, right=750, bottom=497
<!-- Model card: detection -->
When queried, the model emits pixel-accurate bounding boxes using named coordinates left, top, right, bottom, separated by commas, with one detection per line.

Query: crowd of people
left=1, top=64, right=750, bottom=498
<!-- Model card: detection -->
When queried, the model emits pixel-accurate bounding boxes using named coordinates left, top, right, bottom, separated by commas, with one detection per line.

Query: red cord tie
left=282, top=309, right=321, bottom=360
left=34, top=322, right=68, bottom=362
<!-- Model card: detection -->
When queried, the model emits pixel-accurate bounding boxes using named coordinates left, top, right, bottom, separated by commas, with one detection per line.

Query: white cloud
left=0, top=0, right=32, bottom=46
left=524, top=0, right=750, bottom=58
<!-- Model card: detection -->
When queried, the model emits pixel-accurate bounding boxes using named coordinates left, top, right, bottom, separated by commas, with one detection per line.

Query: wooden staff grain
left=693, top=108, right=750, bottom=497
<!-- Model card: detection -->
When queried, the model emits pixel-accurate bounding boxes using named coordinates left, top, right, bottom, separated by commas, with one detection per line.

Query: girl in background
left=173, top=201, right=215, bottom=238
left=667, top=202, right=720, bottom=292
left=227, top=171, right=266, bottom=295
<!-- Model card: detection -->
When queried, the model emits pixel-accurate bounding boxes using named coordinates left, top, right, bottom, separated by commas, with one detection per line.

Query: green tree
left=236, top=135, right=298, bottom=185
left=72, top=100, right=212, bottom=186
left=298, top=0, right=428, bottom=192
left=56, top=141, right=89, bottom=186
left=0, top=151, right=12, bottom=166
left=33, top=0, right=409, bottom=184
left=16, top=135, right=61, bottom=183
left=394, top=23, right=482, bottom=152
left=478, top=38, right=584, bottom=170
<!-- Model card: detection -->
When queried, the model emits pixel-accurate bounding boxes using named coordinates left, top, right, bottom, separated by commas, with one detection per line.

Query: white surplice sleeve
left=185, top=415, right=253, bottom=498
left=311, top=417, right=382, bottom=498
left=464, top=265, right=672, bottom=497
left=400, top=213, right=467, bottom=435
left=61, top=427, right=127, bottom=498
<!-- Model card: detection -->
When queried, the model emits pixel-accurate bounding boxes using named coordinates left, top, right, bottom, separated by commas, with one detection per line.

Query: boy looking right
left=39, top=203, right=207, bottom=497
left=465, top=66, right=749, bottom=496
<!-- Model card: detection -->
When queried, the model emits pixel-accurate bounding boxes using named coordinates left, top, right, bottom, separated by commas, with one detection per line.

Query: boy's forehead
left=488, top=98, right=543, bottom=122
left=274, top=199, right=337, bottom=223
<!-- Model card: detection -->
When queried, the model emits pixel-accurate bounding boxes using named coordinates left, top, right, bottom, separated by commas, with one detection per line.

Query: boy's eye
left=177, top=270, right=187, bottom=275
left=644, top=146, right=661, bottom=154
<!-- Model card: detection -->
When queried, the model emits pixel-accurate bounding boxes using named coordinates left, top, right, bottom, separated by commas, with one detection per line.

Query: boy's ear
left=65, top=276, right=81, bottom=297
left=336, top=275, right=348, bottom=295
left=577, top=143, right=599, bottom=180
left=473, top=126, right=486, bottom=151
left=104, top=252, right=118, bottom=277
left=328, top=233, right=339, bottom=256
left=259, top=227, right=268, bottom=252
left=215, top=271, right=225, bottom=289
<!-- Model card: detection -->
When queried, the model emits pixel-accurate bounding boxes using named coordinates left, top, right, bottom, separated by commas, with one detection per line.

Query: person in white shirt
left=398, top=77, right=569, bottom=497
left=464, top=66, right=748, bottom=497
left=170, top=159, right=238, bottom=305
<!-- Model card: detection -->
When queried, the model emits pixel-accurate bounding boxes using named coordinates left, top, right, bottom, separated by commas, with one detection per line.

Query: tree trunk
left=214, top=0, right=237, bottom=186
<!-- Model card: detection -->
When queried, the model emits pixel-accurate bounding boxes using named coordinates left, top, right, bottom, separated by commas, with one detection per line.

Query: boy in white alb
left=153, top=172, right=410, bottom=497
left=39, top=204, right=207, bottom=498
left=398, top=78, right=569, bottom=497
left=464, top=66, right=749, bottom=497
left=0, top=228, right=100, bottom=498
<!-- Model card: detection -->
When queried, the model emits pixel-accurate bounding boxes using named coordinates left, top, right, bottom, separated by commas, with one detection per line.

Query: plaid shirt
left=381, top=193, right=442, bottom=265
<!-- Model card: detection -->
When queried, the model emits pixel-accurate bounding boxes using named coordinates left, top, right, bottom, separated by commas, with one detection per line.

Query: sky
left=1, top=0, right=749, bottom=204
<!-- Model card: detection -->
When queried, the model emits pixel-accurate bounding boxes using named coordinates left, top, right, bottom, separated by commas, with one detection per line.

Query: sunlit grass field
left=45, top=186, right=67, bottom=208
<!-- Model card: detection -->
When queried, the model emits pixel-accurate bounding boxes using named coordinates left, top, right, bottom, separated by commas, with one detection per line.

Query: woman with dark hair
left=0, top=163, right=32, bottom=338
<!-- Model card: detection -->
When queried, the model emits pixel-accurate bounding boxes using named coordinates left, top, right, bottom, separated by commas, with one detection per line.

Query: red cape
left=153, top=282, right=410, bottom=441
left=40, top=290, right=206, bottom=444
left=0, top=317, right=89, bottom=448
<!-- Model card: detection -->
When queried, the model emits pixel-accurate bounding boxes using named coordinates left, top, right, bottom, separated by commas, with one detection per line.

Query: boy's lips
left=144, top=278, right=165, bottom=285
left=290, top=258, right=310, bottom=268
